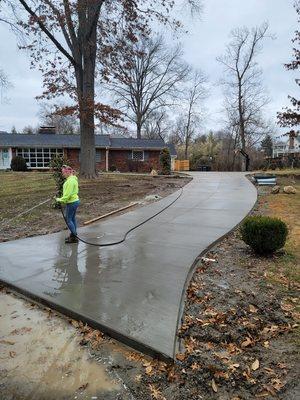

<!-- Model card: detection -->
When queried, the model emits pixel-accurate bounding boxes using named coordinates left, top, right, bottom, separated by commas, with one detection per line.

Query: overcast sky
left=0, top=0, right=298, bottom=136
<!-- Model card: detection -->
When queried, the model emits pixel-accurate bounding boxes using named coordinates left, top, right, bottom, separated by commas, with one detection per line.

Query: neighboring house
left=0, top=130, right=177, bottom=172
left=273, top=131, right=300, bottom=158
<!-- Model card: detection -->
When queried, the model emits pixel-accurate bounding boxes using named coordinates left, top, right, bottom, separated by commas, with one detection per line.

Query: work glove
left=53, top=197, right=62, bottom=209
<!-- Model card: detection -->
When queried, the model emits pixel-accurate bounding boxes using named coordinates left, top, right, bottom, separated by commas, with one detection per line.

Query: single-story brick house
left=0, top=130, right=177, bottom=172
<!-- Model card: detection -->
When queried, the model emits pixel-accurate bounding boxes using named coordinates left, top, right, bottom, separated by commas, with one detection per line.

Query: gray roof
left=0, top=132, right=110, bottom=148
left=110, top=137, right=165, bottom=150
left=0, top=132, right=177, bottom=154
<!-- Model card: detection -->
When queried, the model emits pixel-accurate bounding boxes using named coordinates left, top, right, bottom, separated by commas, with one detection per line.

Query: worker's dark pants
left=65, top=200, right=80, bottom=236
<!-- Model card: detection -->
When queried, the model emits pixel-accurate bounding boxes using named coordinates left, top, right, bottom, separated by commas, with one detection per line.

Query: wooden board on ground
left=83, top=202, right=139, bottom=225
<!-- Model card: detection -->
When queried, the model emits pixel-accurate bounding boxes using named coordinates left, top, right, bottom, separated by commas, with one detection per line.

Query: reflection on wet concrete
left=0, top=173, right=257, bottom=358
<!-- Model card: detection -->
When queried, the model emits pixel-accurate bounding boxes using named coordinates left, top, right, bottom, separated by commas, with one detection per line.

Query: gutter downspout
left=105, top=147, right=109, bottom=172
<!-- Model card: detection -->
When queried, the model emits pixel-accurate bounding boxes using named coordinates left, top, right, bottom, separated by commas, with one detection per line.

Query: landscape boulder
left=271, top=185, right=280, bottom=194
left=283, top=185, right=297, bottom=194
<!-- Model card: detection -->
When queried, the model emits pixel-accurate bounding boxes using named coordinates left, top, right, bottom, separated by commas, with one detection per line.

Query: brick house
left=0, top=130, right=177, bottom=172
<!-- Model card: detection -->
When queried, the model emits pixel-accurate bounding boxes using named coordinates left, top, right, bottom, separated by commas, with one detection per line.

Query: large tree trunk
left=184, top=138, right=189, bottom=159
left=79, top=98, right=96, bottom=178
left=136, top=114, right=142, bottom=139
left=77, top=20, right=97, bottom=178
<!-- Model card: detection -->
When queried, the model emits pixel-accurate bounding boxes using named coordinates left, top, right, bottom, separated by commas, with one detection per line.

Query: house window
left=16, top=147, right=63, bottom=168
left=132, top=150, right=144, bottom=161
left=96, top=149, right=101, bottom=162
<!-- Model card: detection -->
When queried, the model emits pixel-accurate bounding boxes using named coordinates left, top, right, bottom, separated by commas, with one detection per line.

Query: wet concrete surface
left=0, top=173, right=257, bottom=358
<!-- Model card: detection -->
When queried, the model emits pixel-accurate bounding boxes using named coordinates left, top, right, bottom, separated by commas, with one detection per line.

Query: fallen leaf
left=277, top=363, right=287, bottom=369
left=214, top=371, right=229, bottom=379
left=249, top=304, right=258, bottom=313
left=256, top=391, right=270, bottom=397
left=145, top=365, right=153, bottom=375
left=176, top=353, right=185, bottom=361
left=241, top=337, right=253, bottom=347
left=158, top=362, right=167, bottom=372
left=167, top=367, right=179, bottom=382
left=70, top=319, right=79, bottom=328
left=211, top=379, right=218, bottom=393
left=9, top=351, right=16, bottom=358
left=263, top=341, right=269, bottom=348
left=229, top=363, right=240, bottom=371
left=78, top=383, right=88, bottom=391
left=272, top=378, right=285, bottom=391
left=0, top=340, right=15, bottom=345
left=191, top=362, right=200, bottom=371
left=149, top=384, right=165, bottom=400
left=251, top=359, right=260, bottom=371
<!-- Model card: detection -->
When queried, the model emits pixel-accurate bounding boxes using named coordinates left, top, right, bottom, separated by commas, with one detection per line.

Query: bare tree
left=0, top=67, right=12, bottom=103
left=217, top=23, right=271, bottom=170
left=142, top=110, right=171, bottom=140
left=173, top=71, right=207, bottom=158
left=38, top=103, right=80, bottom=134
left=277, top=1, right=300, bottom=132
left=108, top=36, right=190, bottom=139
left=1, top=1, right=201, bottom=177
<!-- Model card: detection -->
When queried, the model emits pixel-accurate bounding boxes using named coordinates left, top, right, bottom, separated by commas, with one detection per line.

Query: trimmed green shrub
left=159, top=147, right=171, bottom=175
left=10, top=156, right=28, bottom=171
left=240, top=216, right=288, bottom=255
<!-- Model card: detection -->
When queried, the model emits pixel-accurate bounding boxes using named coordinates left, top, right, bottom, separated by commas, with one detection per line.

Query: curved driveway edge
left=0, top=172, right=257, bottom=359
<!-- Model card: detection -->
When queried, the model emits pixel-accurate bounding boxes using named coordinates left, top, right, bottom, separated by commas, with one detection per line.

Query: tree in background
left=0, top=67, right=12, bottom=103
left=2, top=0, right=201, bottom=177
left=108, top=36, right=189, bottom=139
left=217, top=23, right=271, bottom=170
left=38, top=103, right=79, bottom=135
left=277, top=1, right=300, bottom=133
left=172, top=71, right=208, bottom=159
left=189, top=131, right=220, bottom=170
left=261, top=134, right=273, bottom=157
left=22, top=125, right=37, bottom=134
left=143, top=111, right=171, bottom=140
left=11, top=126, right=17, bottom=133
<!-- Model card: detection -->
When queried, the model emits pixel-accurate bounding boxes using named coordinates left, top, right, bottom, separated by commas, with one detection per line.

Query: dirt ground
left=0, top=171, right=190, bottom=242
left=0, top=172, right=299, bottom=400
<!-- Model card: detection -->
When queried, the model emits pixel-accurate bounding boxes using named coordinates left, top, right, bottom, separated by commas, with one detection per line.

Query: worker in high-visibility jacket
left=56, top=165, right=80, bottom=244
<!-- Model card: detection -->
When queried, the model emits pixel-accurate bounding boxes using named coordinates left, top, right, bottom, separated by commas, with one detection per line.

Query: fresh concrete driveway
left=0, top=173, right=257, bottom=358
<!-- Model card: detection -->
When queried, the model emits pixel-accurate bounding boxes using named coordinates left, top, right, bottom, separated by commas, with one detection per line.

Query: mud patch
left=0, top=292, right=124, bottom=400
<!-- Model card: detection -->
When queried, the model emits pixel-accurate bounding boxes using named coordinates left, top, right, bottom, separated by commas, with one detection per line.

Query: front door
left=0, top=148, right=11, bottom=169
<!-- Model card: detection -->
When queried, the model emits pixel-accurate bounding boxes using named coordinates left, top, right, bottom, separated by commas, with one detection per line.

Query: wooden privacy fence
left=174, top=160, right=189, bottom=171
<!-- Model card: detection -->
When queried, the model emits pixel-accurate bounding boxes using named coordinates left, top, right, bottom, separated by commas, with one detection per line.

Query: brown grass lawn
left=0, top=171, right=190, bottom=242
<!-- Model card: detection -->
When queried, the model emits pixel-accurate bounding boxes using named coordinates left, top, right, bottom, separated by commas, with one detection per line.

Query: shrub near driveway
left=241, top=216, right=288, bottom=255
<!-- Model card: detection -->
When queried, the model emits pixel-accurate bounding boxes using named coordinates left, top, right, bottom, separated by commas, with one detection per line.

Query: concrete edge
left=173, top=176, right=258, bottom=358
left=0, top=278, right=174, bottom=363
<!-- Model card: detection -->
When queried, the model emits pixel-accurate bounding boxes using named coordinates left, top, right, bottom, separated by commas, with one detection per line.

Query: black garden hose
left=60, top=188, right=184, bottom=247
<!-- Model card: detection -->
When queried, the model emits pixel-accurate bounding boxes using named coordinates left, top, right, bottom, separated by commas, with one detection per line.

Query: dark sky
left=0, top=0, right=298, bottom=135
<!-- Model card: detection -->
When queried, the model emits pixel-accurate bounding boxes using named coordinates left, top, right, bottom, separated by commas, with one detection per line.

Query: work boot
left=65, top=234, right=79, bottom=244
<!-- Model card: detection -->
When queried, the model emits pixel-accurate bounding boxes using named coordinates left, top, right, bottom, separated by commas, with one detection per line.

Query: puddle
left=0, top=292, right=120, bottom=399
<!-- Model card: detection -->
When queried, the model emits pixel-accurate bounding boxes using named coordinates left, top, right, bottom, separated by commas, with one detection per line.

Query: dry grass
left=256, top=174, right=300, bottom=336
